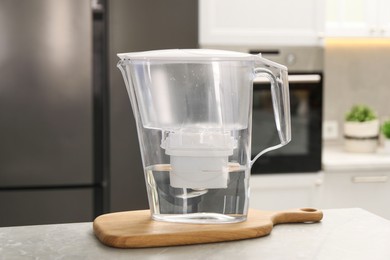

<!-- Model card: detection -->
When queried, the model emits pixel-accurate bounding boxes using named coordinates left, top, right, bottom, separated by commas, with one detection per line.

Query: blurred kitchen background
left=1, top=0, right=390, bottom=227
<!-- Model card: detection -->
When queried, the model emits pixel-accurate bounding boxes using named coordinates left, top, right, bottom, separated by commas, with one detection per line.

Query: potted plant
left=344, top=105, right=379, bottom=153
left=381, top=120, right=390, bottom=152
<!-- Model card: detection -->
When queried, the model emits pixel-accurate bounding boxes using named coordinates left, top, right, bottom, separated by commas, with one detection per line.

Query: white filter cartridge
left=169, top=156, right=229, bottom=188
left=161, top=131, right=236, bottom=189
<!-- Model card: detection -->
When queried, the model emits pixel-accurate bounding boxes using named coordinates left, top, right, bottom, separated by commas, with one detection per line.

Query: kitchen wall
left=324, top=39, right=390, bottom=142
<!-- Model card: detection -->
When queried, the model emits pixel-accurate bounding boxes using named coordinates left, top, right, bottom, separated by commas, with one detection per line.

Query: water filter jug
left=117, top=49, right=291, bottom=223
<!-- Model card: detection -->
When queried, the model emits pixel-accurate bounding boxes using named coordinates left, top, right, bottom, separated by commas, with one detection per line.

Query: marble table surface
left=1, top=208, right=390, bottom=260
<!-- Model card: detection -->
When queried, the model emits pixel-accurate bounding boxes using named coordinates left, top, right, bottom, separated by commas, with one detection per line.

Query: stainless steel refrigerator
left=0, top=0, right=102, bottom=226
left=0, top=0, right=198, bottom=226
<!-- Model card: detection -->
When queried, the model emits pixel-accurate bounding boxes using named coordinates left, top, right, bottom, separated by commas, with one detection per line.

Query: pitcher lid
left=117, top=49, right=258, bottom=61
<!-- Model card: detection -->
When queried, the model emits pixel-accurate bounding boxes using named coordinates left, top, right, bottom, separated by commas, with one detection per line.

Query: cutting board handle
left=271, top=208, right=323, bottom=224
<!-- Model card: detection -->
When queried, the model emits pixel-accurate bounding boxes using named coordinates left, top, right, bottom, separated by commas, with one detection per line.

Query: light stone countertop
left=1, top=208, right=390, bottom=260
left=323, top=145, right=390, bottom=171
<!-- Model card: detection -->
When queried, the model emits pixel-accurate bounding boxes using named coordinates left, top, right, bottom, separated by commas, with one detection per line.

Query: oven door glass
left=251, top=73, right=323, bottom=174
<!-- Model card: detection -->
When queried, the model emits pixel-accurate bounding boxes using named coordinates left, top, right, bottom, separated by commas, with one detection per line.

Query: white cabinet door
left=199, top=0, right=325, bottom=46
left=378, top=0, right=390, bottom=37
left=326, top=0, right=376, bottom=37
left=249, top=173, right=322, bottom=211
left=325, top=0, right=390, bottom=37
left=318, top=170, right=390, bottom=220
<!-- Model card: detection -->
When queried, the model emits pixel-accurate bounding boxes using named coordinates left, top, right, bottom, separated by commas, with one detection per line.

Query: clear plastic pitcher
left=117, top=49, right=291, bottom=224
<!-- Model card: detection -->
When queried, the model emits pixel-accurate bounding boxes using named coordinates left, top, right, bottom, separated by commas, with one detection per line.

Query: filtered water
left=145, top=163, right=249, bottom=223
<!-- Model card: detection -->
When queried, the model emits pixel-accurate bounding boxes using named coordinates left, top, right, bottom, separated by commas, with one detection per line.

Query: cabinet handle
left=351, top=176, right=388, bottom=183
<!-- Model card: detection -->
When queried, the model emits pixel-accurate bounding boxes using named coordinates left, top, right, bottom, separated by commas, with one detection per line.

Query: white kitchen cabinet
left=326, top=0, right=390, bottom=37
left=199, top=0, right=325, bottom=46
left=318, top=169, right=390, bottom=220
left=250, top=170, right=390, bottom=220
left=378, top=0, right=390, bottom=37
left=249, top=173, right=323, bottom=211
left=250, top=146, right=390, bottom=219
left=321, top=146, right=390, bottom=220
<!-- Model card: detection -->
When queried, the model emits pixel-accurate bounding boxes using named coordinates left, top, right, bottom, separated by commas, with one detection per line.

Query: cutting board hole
left=300, top=208, right=317, bottom=212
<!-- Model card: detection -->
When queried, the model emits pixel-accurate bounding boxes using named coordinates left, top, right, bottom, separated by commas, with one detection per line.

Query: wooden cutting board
left=93, top=208, right=323, bottom=248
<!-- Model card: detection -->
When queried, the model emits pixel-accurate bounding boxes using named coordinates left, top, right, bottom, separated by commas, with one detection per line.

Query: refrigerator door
left=108, top=0, right=198, bottom=211
left=0, top=0, right=93, bottom=187
left=0, top=189, right=94, bottom=227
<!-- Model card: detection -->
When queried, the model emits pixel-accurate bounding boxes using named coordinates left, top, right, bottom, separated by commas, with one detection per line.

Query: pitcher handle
left=251, top=56, right=291, bottom=167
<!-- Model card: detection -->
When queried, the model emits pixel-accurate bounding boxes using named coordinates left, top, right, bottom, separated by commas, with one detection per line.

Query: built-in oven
left=251, top=72, right=323, bottom=174
left=198, top=45, right=324, bottom=173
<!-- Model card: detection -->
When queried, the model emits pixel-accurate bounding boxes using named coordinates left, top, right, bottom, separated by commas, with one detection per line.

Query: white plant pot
left=384, top=139, right=390, bottom=153
left=344, top=119, right=379, bottom=153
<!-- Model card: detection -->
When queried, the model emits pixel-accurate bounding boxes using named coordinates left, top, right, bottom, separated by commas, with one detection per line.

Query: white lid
left=117, top=49, right=258, bottom=61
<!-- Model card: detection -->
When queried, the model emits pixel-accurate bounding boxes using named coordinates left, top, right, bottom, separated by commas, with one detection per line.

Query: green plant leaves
left=382, top=121, right=390, bottom=139
left=345, top=105, right=377, bottom=122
